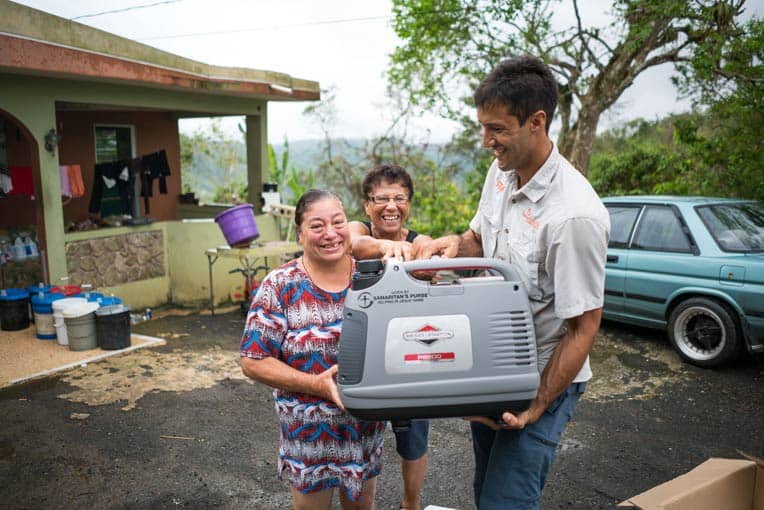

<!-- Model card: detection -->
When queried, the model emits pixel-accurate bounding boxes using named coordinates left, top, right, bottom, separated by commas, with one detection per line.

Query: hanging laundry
left=88, top=160, right=133, bottom=214
left=8, top=165, right=33, bottom=196
left=67, top=165, right=85, bottom=198
left=59, top=165, right=72, bottom=198
left=137, top=149, right=171, bottom=215
left=0, top=164, right=11, bottom=196
left=60, top=165, right=85, bottom=202
left=139, top=149, right=171, bottom=197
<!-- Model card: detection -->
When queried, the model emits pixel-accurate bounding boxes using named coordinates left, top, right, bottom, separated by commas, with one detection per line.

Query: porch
left=0, top=1, right=317, bottom=309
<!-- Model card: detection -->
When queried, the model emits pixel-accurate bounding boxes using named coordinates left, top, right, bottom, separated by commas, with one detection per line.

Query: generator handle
left=402, top=257, right=521, bottom=282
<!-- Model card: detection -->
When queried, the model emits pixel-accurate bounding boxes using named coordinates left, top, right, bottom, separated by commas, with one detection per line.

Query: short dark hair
left=294, top=189, right=343, bottom=227
left=474, top=55, right=558, bottom=134
left=362, top=164, right=414, bottom=200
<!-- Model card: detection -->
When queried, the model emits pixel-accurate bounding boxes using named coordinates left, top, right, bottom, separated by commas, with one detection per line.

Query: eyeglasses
left=367, top=195, right=409, bottom=205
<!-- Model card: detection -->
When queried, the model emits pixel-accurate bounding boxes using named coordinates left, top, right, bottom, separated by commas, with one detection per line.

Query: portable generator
left=338, top=257, right=539, bottom=422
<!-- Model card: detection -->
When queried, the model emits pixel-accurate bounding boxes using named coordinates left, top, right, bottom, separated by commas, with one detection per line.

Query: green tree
left=590, top=16, right=763, bottom=201
left=179, top=131, right=203, bottom=195
left=671, top=16, right=763, bottom=200
left=267, top=139, right=288, bottom=194
left=388, top=0, right=753, bottom=175
left=179, top=120, right=246, bottom=204
left=302, top=93, right=477, bottom=233
left=410, top=163, right=475, bottom=237
left=267, top=136, right=317, bottom=205
left=589, top=112, right=763, bottom=201
left=285, top=165, right=316, bottom=204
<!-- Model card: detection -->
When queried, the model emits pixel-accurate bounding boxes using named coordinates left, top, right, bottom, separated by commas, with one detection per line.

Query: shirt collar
left=510, top=143, right=559, bottom=203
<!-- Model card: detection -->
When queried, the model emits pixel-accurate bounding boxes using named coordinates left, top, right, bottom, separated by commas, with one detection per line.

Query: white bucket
left=52, top=297, right=87, bottom=346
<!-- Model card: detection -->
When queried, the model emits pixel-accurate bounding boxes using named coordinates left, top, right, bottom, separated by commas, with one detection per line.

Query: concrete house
left=0, top=0, right=318, bottom=308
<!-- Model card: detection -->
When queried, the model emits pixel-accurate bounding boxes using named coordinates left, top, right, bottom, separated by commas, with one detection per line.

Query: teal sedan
left=602, top=196, right=764, bottom=367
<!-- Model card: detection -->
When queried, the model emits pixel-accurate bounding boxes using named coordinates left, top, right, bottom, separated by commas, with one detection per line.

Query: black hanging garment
left=139, top=150, right=171, bottom=214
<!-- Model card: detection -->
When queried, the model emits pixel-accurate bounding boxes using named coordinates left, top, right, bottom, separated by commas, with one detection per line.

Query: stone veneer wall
left=65, top=230, right=164, bottom=287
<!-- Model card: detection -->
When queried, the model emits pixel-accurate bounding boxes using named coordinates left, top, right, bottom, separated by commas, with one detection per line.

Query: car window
left=606, top=205, right=641, bottom=248
left=696, top=202, right=764, bottom=253
left=631, top=206, right=692, bottom=252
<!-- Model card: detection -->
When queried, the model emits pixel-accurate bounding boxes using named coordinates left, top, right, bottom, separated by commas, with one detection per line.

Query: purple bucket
left=215, top=204, right=260, bottom=247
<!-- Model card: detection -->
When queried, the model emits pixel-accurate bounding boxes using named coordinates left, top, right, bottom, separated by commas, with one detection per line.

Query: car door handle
left=607, top=254, right=619, bottom=263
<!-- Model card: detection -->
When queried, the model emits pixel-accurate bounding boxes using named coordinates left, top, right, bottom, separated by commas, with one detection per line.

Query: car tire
left=668, top=297, right=740, bottom=368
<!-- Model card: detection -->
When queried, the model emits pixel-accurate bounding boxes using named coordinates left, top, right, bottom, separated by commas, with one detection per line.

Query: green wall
left=60, top=213, right=292, bottom=310
left=165, top=214, right=290, bottom=310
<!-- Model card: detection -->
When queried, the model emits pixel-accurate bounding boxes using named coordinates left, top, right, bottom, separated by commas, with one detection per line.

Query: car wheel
left=668, top=297, right=740, bottom=368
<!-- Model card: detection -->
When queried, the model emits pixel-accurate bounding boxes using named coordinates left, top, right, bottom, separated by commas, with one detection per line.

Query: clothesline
left=1, top=149, right=171, bottom=220
left=88, top=149, right=171, bottom=215
left=0, top=164, right=84, bottom=200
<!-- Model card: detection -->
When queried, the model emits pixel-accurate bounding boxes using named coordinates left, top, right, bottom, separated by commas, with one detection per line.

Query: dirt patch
left=58, top=345, right=249, bottom=411
left=586, top=329, right=689, bottom=402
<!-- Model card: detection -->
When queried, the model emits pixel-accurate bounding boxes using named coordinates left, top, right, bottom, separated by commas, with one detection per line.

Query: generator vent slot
left=487, top=310, right=535, bottom=367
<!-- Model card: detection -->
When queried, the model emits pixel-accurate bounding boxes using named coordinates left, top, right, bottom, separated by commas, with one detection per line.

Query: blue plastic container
left=26, top=284, right=53, bottom=323
left=31, top=292, right=65, bottom=339
left=74, top=292, right=104, bottom=303
left=95, top=296, right=122, bottom=307
left=0, top=288, right=31, bottom=331
left=26, top=283, right=53, bottom=295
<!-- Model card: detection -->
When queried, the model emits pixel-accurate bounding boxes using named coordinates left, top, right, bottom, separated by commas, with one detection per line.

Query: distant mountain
left=181, top=138, right=474, bottom=203
left=270, top=138, right=475, bottom=181
left=270, top=138, right=369, bottom=173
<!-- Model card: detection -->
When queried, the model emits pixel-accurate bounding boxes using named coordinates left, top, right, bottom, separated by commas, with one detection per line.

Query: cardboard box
left=619, top=457, right=764, bottom=510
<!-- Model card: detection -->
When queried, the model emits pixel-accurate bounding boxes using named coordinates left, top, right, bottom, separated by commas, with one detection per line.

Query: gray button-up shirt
left=469, top=144, right=610, bottom=380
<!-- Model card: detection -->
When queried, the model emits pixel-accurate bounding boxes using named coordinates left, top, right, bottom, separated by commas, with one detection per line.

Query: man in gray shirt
left=419, top=56, right=610, bottom=510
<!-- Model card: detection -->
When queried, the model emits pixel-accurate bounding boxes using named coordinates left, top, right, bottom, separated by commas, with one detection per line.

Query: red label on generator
left=404, top=352, right=456, bottom=362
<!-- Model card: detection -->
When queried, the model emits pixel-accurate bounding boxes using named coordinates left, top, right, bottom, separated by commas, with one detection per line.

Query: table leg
left=207, top=254, right=218, bottom=315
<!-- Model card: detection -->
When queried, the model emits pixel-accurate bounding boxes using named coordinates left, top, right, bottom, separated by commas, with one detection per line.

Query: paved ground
left=1, top=308, right=762, bottom=509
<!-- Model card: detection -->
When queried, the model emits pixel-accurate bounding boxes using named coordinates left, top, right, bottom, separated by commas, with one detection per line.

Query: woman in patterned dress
left=240, top=189, right=385, bottom=509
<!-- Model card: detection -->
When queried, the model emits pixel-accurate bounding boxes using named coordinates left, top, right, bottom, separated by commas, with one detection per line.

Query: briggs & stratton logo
left=403, top=324, right=453, bottom=345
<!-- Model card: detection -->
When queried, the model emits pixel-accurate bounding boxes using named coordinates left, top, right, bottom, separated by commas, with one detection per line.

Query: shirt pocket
left=511, top=230, right=544, bottom=300
left=481, top=213, right=500, bottom=258
left=527, top=248, right=549, bottom=300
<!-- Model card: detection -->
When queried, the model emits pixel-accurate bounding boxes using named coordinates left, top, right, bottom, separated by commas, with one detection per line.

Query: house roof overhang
left=0, top=1, right=320, bottom=103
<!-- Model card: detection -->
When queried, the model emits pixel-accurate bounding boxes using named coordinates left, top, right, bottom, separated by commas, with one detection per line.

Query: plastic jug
left=24, top=236, right=38, bottom=258
left=12, top=236, right=26, bottom=260
left=0, top=238, right=11, bottom=264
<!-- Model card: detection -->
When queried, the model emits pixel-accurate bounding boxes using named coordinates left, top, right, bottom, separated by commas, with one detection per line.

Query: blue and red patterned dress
left=240, top=259, right=385, bottom=501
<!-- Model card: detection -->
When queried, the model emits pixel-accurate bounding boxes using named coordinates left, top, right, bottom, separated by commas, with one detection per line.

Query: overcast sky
left=8, top=0, right=742, bottom=143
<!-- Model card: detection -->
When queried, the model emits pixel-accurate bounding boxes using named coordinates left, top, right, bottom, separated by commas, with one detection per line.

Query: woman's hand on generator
left=313, top=365, right=345, bottom=410
left=378, top=239, right=415, bottom=261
